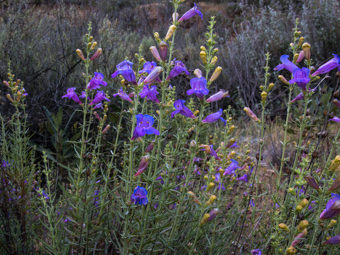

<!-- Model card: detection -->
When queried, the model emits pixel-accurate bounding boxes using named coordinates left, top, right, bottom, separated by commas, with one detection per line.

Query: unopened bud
left=286, top=246, right=296, bottom=255
left=150, top=46, right=161, bottom=62
left=76, top=49, right=85, bottom=61
left=90, top=41, right=97, bottom=50
left=268, top=82, right=274, bottom=91
left=194, top=68, right=202, bottom=78
left=296, top=205, right=303, bottom=211
left=159, top=41, right=168, bottom=61
left=329, top=155, right=340, bottom=171
left=279, top=223, right=289, bottom=231
left=102, top=124, right=110, bottom=134
left=165, top=25, right=176, bottom=41
left=244, top=107, right=260, bottom=122
left=90, top=48, right=102, bottom=61
left=205, top=195, right=217, bottom=206
left=206, top=182, right=215, bottom=192
left=3, top=81, right=9, bottom=87
left=293, top=53, right=299, bottom=63
left=200, top=51, right=207, bottom=64
left=296, top=50, right=305, bottom=63
left=6, top=94, right=14, bottom=103
left=94, top=111, right=101, bottom=121
left=302, top=42, right=311, bottom=60
left=200, top=213, right=210, bottom=225
left=278, top=75, right=290, bottom=85
left=172, top=12, right=179, bottom=23
left=209, top=66, right=222, bottom=82
left=190, top=140, right=197, bottom=147
left=200, top=46, right=206, bottom=52
left=298, top=36, right=304, bottom=46
left=261, top=91, right=268, bottom=102
left=210, top=56, right=218, bottom=66
left=327, top=219, right=337, bottom=228
left=154, top=32, right=160, bottom=40
left=297, top=220, right=309, bottom=232
left=299, top=198, right=309, bottom=208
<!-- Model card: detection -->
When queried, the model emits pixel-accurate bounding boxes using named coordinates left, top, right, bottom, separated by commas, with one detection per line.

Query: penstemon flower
left=132, top=114, right=160, bottom=140
left=113, top=87, right=133, bottom=103
left=89, top=91, right=110, bottom=106
left=167, top=60, right=190, bottom=80
left=131, top=186, right=148, bottom=205
left=202, top=109, right=226, bottom=125
left=87, top=72, right=107, bottom=90
left=171, top=100, right=195, bottom=118
left=206, top=90, right=229, bottom=103
left=187, top=77, right=209, bottom=98
left=62, top=87, right=82, bottom=104
left=178, top=3, right=203, bottom=23
left=139, top=85, right=160, bottom=103
left=290, top=67, right=310, bottom=90
left=319, top=193, right=340, bottom=219
left=274, top=55, right=298, bottom=73
left=111, top=60, right=136, bottom=84
left=312, top=54, right=340, bottom=76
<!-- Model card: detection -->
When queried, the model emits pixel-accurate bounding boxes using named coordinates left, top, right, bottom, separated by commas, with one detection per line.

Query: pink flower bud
left=143, top=66, right=162, bottom=84
left=296, top=50, right=305, bottom=63
left=150, top=46, right=161, bottom=62
left=102, top=124, right=110, bottom=134
left=159, top=41, right=168, bottom=61
left=135, top=155, right=150, bottom=177
left=244, top=107, right=260, bottom=122
left=206, top=90, right=229, bottom=103
left=90, top=48, right=102, bottom=61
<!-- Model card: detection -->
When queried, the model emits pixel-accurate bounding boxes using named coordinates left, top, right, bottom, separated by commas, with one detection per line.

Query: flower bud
left=172, top=12, right=179, bottom=22
left=6, top=94, right=15, bottom=103
left=296, top=205, right=303, bottom=211
left=190, top=140, right=197, bottom=147
left=206, top=182, right=215, bottom=192
left=3, top=80, right=9, bottom=87
left=244, top=107, right=260, bottom=122
left=145, top=142, right=154, bottom=153
left=298, top=36, right=304, bottom=46
left=268, top=82, right=274, bottom=91
left=194, top=68, right=202, bottom=78
left=154, top=32, right=160, bottom=41
left=278, top=75, right=290, bottom=85
left=293, top=53, right=299, bottom=63
left=143, top=66, right=163, bottom=84
left=227, top=125, right=235, bottom=135
left=279, top=223, right=289, bottom=231
left=299, top=198, right=309, bottom=208
left=94, top=111, right=101, bottom=121
left=302, top=42, right=311, bottom=60
left=210, top=56, right=218, bottom=66
left=90, top=41, right=97, bottom=50
left=200, top=213, right=210, bottom=225
left=200, top=51, right=207, bottom=64
left=286, top=246, right=296, bottom=255
left=102, top=124, right=110, bottom=134
left=134, top=155, right=150, bottom=177
left=327, top=219, right=337, bottom=228
left=296, top=50, right=305, bottom=63
left=200, top=46, right=206, bottom=51
left=150, top=46, right=161, bottom=62
left=159, top=41, right=168, bottom=61
left=90, top=48, right=102, bottom=61
left=304, top=176, right=319, bottom=190
left=76, top=49, right=85, bottom=61
left=205, top=195, right=217, bottom=206
left=165, top=25, right=176, bottom=41
left=261, top=91, right=268, bottom=102
left=209, top=66, right=222, bottom=82
left=329, top=155, right=340, bottom=171
left=297, top=220, right=309, bottom=232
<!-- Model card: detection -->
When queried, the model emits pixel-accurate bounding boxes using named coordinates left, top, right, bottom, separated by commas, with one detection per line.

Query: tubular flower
left=62, top=87, right=82, bottom=104
left=324, top=235, right=340, bottom=245
left=244, top=107, right=260, bottom=122
left=167, top=60, right=190, bottom=80
left=131, top=186, right=148, bottom=205
left=139, top=61, right=157, bottom=75
left=89, top=91, right=110, bottom=106
left=87, top=72, right=107, bottom=90
left=111, top=60, right=136, bottom=84
left=171, top=99, right=195, bottom=118
left=132, top=114, right=160, bottom=140
left=139, top=85, right=160, bottom=103
left=312, top=54, right=340, bottom=76
left=159, top=41, right=168, bottom=61
left=223, top=159, right=240, bottom=176
left=187, top=77, right=209, bottom=98
left=202, top=109, right=226, bottom=125
left=329, top=116, right=340, bottom=123
left=289, top=67, right=310, bottom=90
left=274, top=55, right=298, bottom=73
left=206, top=90, right=229, bottom=103
left=150, top=46, right=161, bottom=62
left=113, top=87, right=133, bottom=103
left=251, top=249, right=262, bottom=255
left=178, top=3, right=203, bottom=23
left=209, top=66, right=222, bottom=82
left=320, top=193, right=340, bottom=219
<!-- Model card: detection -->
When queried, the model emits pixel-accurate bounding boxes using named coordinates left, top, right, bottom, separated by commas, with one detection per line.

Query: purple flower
left=80, top=90, right=87, bottom=99
left=131, top=186, right=148, bottom=205
left=289, top=67, right=310, bottom=90
left=1, top=160, right=10, bottom=168
left=250, top=199, right=255, bottom=207
left=202, top=109, right=226, bottom=125
left=87, top=72, right=107, bottom=90
left=167, top=60, right=190, bottom=80
left=320, top=193, right=340, bottom=219
left=113, top=87, right=133, bottom=103
left=93, top=190, right=100, bottom=207
left=139, top=61, right=157, bottom=75
left=206, top=90, right=230, bottom=103
left=171, top=100, right=195, bottom=118
left=208, top=145, right=220, bottom=160
left=178, top=3, right=203, bottom=22
left=237, top=174, right=249, bottom=183
left=324, top=235, right=340, bottom=244
left=291, top=92, right=304, bottom=103
left=132, top=114, right=160, bottom=140
left=62, top=87, right=82, bottom=104
left=187, top=77, right=209, bottom=98
left=274, top=55, right=298, bottom=73
left=111, top=60, right=136, bottom=84
left=312, top=54, right=340, bottom=77
left=89, top=91, right=110, bottom=106
left=229, top=142, right=239, bottom=148
left=251, top=249, right=262, bottom=255
left=93, top=103, right=103, bottom=110
left=139, top=85, right=159, bottom=103
left=156, top=176, right=164, bottom=184
left=223, top=159, right=240, bottom=176
left=329, top=116, right=340, bottom=123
